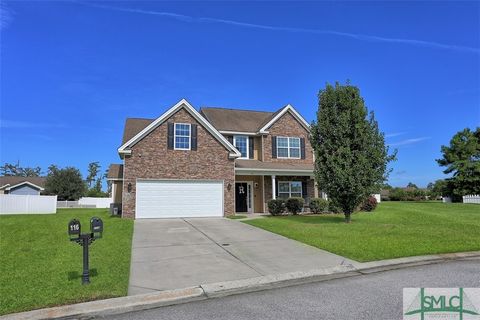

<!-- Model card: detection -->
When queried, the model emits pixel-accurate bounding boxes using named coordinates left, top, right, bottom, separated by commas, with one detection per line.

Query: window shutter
left=300, top=138, right=306, bottom=159
left=167, top=122, right=174, bottom=150
left=275, top=181, right=279, bottom=197
left=227, top=136, right=233, bottom=144
left=302, top=181, right=307, bottom=198
left=272, top=136, right=277, bottom=158
left=249, top=137, right=254, bottom=159
left=191, top=124, right=197, bottom=151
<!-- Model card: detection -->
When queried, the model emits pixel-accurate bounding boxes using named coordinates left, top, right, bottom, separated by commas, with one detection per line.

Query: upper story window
left=233, top=135, right=249, bottom=158
left=277, top=137, right=300, bottom=159
left=174, top=123, right=191, bottom=150
left=278, top=181, right=302, bottom=199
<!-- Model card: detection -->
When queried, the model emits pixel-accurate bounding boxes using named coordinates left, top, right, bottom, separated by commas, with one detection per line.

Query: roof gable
left=200, top=104, right=309, bottom=134
left=258, top=104, right=310, bottom=133
left=118, top=99, right=241, bottom=158
left=0, top=176, right=46, bottom=190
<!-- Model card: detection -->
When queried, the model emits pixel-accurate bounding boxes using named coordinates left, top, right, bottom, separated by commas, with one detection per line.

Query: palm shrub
left=285, top=197, right=304, bottom=215
left=267, top=199, right=285, bottom=216
left=309, top=198, right=329, bottom=214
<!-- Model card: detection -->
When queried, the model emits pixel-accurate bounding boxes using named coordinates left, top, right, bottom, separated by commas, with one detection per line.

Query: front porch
left=234, top=174, right=317, bottom=214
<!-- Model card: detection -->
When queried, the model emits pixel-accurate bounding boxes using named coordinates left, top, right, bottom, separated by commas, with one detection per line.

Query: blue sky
left=1, top=1, right=479, bottom=188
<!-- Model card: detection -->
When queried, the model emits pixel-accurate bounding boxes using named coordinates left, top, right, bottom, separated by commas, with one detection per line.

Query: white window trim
left=277, top=136, right=301, bottom=159
left=233, top=135, right=249, bottom=159
left=278, top=181, right=303, bottom=198
left=174, top=123, right=191, bottom=150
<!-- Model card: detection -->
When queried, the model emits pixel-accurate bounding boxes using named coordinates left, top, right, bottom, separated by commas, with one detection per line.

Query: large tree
left=310, top=82, right=396, bottom=222
left=436, top=127, right=480, bottom=199
left=44, top=165, right=86, bottom=200
left=427, top=179, right=450, bottom=199
left=84, top=162, right=109, bottom=197
left=0, top=161, right=41, bottom=177
left=86, top=162, right=101, bottom=189
left=406, top=182, right=418, bottom=189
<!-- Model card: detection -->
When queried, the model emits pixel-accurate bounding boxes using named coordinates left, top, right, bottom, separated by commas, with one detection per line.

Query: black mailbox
left=68, top=219, right=81, bottom=239
left=68, top=216, right=104, bottom=285
left=90, top=217, right=103, bottom=238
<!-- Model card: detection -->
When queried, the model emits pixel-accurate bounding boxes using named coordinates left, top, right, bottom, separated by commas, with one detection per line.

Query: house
left=0, top=176, right=46, bottom=195
left=107, top=99, right=318, bottom=219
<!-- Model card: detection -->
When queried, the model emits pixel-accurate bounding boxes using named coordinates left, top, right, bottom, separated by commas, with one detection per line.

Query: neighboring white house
left=0, top=176, right=46, bottom=195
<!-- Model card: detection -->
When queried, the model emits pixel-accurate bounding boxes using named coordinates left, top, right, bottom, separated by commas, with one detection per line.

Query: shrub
left=361, top=196, right=378, bottom=212
left=389, top=188, right=427, bottom=201
left=267, top=199, right=285, bottom=216
left=285, top=197, right=304, bottom=215
left=328, top=200, right=343, bottom=213
left=309, top=198, right=329, bottom=214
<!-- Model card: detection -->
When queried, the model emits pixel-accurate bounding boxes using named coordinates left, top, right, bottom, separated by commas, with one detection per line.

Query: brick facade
left=262, top=111, right=313, bottom=164
left=122, top=108, right=235, bottom=218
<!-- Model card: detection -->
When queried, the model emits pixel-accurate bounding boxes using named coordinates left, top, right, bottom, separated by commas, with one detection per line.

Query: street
left=103, top=258, right=480, bottom=320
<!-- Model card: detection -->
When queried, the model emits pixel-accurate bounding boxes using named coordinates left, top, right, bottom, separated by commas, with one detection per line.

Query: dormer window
left=174, top=123, right=191, bottom=150
left=233, top=135, right=249, bottom=158
left=277, top=137, right=300, bottom=159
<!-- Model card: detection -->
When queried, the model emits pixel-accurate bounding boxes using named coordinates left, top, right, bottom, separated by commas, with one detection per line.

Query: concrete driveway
left=128, top=218, right=352, bottom=295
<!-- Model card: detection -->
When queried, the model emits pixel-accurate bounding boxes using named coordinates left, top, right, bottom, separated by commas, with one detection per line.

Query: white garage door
left=136, top=180, right=224, bottom=218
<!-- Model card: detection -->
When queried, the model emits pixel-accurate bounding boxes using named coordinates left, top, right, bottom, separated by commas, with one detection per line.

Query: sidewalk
left=3, top=251, right=479, bottom=320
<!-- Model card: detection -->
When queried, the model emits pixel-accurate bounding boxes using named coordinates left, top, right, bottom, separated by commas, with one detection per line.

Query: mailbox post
left=68, top=217, right=103, bottom=285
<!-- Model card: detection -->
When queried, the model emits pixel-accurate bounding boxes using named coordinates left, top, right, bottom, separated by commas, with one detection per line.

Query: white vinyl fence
left=58, top=197, right=112, bottom=209
left=463, top=195, right=480, bottom=204
left=78, top=197, right=112, bottom=208
left=0, top=194, right=57, bottom=214
left=57, top=200, right=80, bottom=208
left=442, top=196, right=452, bottom=203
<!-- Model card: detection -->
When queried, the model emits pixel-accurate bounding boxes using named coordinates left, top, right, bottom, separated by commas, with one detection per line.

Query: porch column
left=272, top=175, right=276, bottom=200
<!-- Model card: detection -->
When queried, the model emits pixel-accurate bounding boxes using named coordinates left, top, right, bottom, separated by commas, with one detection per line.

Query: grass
left=243, top=202, right=480, bottom=262
left=228, top=215, right=248, bottom=220
left=0, top=209, right=134, bottom=316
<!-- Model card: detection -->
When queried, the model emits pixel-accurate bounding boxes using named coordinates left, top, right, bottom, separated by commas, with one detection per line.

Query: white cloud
left=0, top=119, right=68, bottom=129
left=76, top=2, right=480, bottom=54
left=385, top=132, right=407, bottom=138
left=0, top=2, right=14, bottom=30
left=388, top=137, right=431, bottom=146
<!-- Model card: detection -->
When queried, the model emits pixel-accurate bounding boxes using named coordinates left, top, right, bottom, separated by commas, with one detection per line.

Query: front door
left=235, top=182, right=248, bottom=212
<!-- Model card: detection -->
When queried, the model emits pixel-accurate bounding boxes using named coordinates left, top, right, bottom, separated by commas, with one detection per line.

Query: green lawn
left=243, top=202, right=480, bottom=262
left=0, top=209, right=134, bottom=316
left=228, top=215, right=248, bottom=220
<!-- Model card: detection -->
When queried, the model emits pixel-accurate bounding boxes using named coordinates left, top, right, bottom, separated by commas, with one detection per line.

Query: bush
left=285, top=197, right=304, bottom=215
left=389, top=188, right=427, bottom=201
left=267, top=199, right=285, bottom=216
left=327, top=200, right=343, bottom=213
left=361, top=196, right=378, bottom=212
left=309, top=198, right=329, bottom=214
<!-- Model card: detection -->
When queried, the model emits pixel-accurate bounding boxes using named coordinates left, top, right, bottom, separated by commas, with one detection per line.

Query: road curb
left=2, top=251, right=479, bottom=319
left=0, top=287, right=206, bottom=320
left=201, top=265, right=360, bottom=298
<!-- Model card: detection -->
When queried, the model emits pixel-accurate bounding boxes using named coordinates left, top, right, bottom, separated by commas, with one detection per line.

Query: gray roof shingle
left=0, top=176, right=46, bottom=189
left=107, top=164, right=123, bottom=179
left=200, top=107, right=275, bottom=132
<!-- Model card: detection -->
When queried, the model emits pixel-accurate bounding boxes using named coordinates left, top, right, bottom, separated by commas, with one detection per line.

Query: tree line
left=0, top=161, right=110, bottom=200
